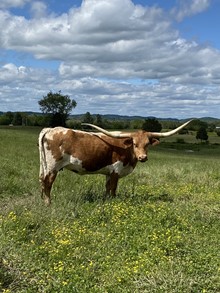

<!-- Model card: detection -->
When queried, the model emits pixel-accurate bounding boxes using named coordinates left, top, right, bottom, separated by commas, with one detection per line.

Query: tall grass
left=0, top=127, right=220, bottom=292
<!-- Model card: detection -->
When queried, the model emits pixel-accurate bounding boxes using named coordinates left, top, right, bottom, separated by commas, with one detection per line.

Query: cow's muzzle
left=138, top=155, right=148, bottom=162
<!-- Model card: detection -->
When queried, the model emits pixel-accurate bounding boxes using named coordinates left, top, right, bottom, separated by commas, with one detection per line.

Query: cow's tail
left=38, top=128, right=51, bottom=182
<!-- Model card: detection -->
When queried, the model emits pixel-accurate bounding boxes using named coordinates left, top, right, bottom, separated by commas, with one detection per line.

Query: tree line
left=1, top=91, right=219, bottom=141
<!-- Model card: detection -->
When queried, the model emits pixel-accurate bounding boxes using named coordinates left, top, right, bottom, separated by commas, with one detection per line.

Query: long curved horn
left=151, top=119, right=193, bottom=138
left=82, top=123, right=131, bottom=138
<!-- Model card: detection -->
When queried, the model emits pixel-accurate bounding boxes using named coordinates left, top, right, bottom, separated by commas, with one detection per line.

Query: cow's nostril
left=139, top=155, right=148, bottom=162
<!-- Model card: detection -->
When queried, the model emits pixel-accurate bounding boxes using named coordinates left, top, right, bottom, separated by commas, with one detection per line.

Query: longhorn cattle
left=39, top=120, right=192, bottom=205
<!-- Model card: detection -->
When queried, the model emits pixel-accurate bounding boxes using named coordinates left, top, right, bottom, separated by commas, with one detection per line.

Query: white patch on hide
left=97, top=161, right=134, bottom=177
left=66, top=155, right=86, bottom=173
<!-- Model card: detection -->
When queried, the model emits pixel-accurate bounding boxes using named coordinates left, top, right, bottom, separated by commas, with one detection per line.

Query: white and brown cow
left=39, top=120, right=192, bottom=205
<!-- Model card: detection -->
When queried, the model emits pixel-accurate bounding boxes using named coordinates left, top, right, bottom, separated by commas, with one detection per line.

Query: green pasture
left=0, top=126, right=220, bottom=292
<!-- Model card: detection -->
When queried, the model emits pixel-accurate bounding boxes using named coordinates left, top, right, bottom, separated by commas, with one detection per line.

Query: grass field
left=0, top=126, right=220, bottom=292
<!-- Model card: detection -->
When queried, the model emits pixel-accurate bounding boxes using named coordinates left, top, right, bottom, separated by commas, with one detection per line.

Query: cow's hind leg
left=105, top=172, right=119, bottom=198
left=40, top=171, right=57, bottom=206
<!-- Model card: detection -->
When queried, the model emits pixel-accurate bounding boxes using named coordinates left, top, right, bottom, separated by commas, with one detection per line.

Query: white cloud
left=30, top=1, right=47, bottom=18
left=0, top=0, right=30, bottom=9
left=0, top=62, right=219, bottom=118
left=171, top=0, right=211, bottom=21
left=0, top=0, right=218, bottom=86
left=0, top=0, right=220, bottom=118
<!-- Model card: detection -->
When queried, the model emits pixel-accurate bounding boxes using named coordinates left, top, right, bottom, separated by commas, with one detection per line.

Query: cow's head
left=128, top=130, right=159, bottom=162
left=82, top=120, right=193, bottom=162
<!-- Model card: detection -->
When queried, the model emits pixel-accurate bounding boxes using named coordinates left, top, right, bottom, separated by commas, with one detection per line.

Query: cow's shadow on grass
left=82, top=190, right=102, bottom=203
left=81, top=190, right=175, bottom=204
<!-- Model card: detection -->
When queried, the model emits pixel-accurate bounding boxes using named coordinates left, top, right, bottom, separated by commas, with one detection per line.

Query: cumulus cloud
left=171, top=0, right=211, bottom=21
left=0, top=0, right=218, bottom=86
left=0, top=61, right=218, bottom=118
left=0, top=63, right=53, bottom=85
left=30, top=1, right=47, bottom=18
left=0, top=62, right=57, bottom=111
left=0, top=0, right=220, bottom=118
left=0, top=0, right=30, bottom=9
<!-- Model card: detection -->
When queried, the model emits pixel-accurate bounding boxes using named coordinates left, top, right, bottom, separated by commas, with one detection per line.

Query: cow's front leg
left=105, top=172, right=119, bottom=198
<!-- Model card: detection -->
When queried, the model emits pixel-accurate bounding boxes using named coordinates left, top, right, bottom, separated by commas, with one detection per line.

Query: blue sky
left=0, top=0, right=220, bottom=118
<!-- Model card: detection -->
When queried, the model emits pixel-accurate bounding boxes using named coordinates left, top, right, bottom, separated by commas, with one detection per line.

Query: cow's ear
left=123, top=138, right=133, bottom=147
left=150, top=138, right=160, bottom=146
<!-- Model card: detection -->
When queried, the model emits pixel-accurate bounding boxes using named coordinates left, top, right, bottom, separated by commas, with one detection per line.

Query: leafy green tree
left=216, top=128, right=220, bottom=137
left=66, top=119, right=81, bottom=129
left=96, top=114, right=103, bottom=127
left=208, top=123, right=216, bottom=132
left=38, top=91, right=77, bottom=127
left=6, top=111, right=14, bottom=124
left=12, top=112, right=22, bottom=125
left=190, top=119, right=208, bottom=131
left=130, top=119, right=143, bottom=129
left=83, top=112, right=94, bottom=124
left=0, top=111, right=15, bottom=125
left=0, top=114, right=11, bottom=125
left=196, top=127, right=208, bottom=142
left=142, top=118, right=162, bottom=132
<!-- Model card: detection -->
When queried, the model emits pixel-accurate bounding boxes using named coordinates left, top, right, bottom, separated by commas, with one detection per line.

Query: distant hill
left=0, top=111, right=219, bottom=123
left=0, top=111, right=42, bottom=116
left=70, top=114, right=220, bottom=123
left=70, top=114, right=180, bottom=121
left=70, top=114, right=149, bottom=120
left=196, top=117, right=220, bottom=123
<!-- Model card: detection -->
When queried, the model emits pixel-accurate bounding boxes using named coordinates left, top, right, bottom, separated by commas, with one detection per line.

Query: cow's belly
left=97, top=161, right=134, bottom=177
left=65, top=157, right=134, bottom=177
